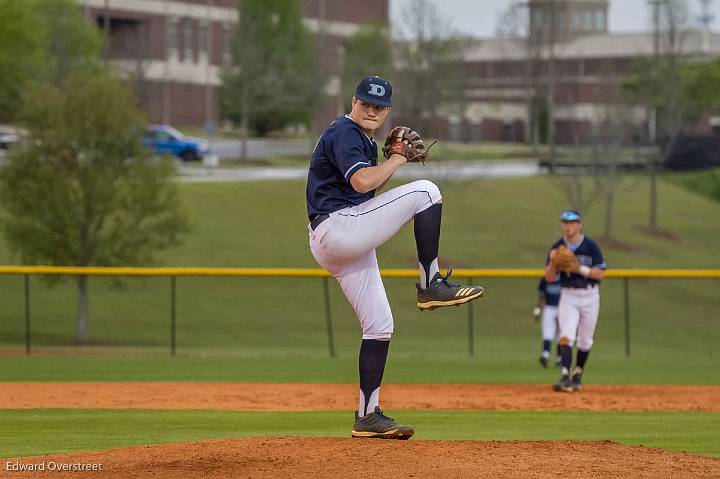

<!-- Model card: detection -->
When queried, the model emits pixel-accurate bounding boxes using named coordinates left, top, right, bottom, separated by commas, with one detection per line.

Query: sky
left=390, top=0, right=720, bottom=38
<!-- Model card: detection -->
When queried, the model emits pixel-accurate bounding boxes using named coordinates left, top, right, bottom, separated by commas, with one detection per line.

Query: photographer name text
left=6, top=461, right=103, bottom=472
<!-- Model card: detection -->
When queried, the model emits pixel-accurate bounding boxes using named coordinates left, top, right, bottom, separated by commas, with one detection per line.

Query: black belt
left=310, top=214, right=329, bottom=231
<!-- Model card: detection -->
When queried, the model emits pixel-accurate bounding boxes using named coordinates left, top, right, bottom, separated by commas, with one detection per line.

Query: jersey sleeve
left=331, top=127, right=372, bottom=183
left=591, top=241, right=607, bottom=269
left=538, top=277, right=547, bottom=297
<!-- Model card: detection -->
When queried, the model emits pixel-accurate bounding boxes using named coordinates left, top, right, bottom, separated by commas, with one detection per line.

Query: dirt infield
left=3, top=383, right=719, bottom=478
left=2, top=382, right=719, bottom=411
left=4, top=437, right=720, bottom=479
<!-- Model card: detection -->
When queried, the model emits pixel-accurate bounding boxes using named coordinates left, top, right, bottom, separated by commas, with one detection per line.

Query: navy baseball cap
left=355, top=75, right=392, bottom=107
left=560, top=210, right=582, bottom=222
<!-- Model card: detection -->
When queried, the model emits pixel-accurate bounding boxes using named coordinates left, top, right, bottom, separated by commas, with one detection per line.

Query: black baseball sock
left=559, top=344, right=572, bottom=373
left=542, top=339, right=551, bottom=355
left=575, top=349, right=590, bottom=373
left=414, top=203, right=442, bottom=288
left=358, top=339, right=390, bottom=417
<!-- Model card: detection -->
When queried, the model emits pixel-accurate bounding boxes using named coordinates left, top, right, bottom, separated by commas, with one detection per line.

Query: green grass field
left=0, top=355, right=717, bottom=384
left=0, top=173, right=718, bottom=460
left=0, top=174, right=717, bottom=361
left=2, top=409, right=718, bottom=458
left=664, top=167, right=720, bottom=203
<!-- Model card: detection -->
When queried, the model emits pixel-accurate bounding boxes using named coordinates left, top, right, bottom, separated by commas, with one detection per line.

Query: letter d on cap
left=369, top=84, right=385, bottom=97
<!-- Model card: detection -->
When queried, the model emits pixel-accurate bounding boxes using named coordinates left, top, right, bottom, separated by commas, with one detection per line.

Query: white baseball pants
left=309, top=180, right=442, bottom=340
left=558, top=286, right=600, bottom=351
left=541, top=305, right=559, bottom=342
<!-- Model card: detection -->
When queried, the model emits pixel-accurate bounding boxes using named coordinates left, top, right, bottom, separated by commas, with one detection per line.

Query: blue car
left=144, top=124, right=209, bottom=162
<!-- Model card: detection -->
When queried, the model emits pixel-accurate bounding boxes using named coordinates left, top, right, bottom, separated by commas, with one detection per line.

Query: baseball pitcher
left=306, top=75, right=484, bottom=439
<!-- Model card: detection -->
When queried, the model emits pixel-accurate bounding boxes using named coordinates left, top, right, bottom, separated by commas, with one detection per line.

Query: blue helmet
left=560, top=210, right=582, bottom=222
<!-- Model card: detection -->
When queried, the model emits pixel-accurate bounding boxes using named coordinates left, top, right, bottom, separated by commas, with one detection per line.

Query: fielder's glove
left=552, top=245, right=580, bottom=273
left=382, top=126, right=435, bottom=165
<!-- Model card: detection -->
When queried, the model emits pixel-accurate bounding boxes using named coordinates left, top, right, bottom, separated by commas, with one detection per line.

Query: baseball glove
left=552, top=245, right=580, bottom=273
left=382, top=126, right=431, bottom=164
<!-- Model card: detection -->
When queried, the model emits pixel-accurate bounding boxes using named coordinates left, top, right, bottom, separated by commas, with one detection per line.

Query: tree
left=590, top=109, right=641, bottom=242
left=219, top=0, right=319, bottom=146
left=0, top=0, right=43, bottom=121
left=38, top=0, right=103, bottom=86
left=624, top=0, right=691, bottom=231
left=0, top=70, right=190, bottom=342
left=0, top=0, right=102, bottom=121
left=555, top=58, right=642, bottom=243
left=391, top=0, right=467, bottom=138
left=680, top=59, right=720, bottom=115
left=495, top=1, right=528, bottom=38
left=526, top=0, right=563, bottom=168
left=340, top=25, right=393, bottom=113
left=506, top=1, right=638, bottom=241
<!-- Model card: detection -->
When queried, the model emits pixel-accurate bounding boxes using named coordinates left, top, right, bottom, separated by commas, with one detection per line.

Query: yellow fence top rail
left=0, top=266, right=718, bottom=279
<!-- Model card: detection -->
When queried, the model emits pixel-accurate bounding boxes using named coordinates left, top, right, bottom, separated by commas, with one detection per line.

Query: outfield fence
left=2, top=266, right=719, bottom=358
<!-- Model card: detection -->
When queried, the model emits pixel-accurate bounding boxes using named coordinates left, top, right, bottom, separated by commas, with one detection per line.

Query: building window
left=199, top=20, right=208, bottom=55
left=502, top=122, right=515, bottom=142
left=594, top=11, right=606, bottom=31
left=543, top=9, right=552, bottom=29
left=470, top=122, right=482, bottom=143
left=556, top=11, right=566, bottom=33
left=448, top=121, right=461, bottom=142
left=573, top=12, right=582, bottom=31
left=531, top=9, right=547, bottom=33
left=168, top=17, right=178, bottom=55
left=183, top=19, right=194, bottom=61
left=222, top=23, right=232, bottom=64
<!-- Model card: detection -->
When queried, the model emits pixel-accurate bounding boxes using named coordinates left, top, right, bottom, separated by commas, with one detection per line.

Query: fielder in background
left=545, top=210, right=606, bottom=392
left=306, top=75, right=484, bottom=439
left=534, top=276, right=562, bottom=368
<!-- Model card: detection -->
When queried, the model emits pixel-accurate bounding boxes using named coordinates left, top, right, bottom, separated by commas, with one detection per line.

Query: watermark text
left=6, top=461, right=103, bottom=472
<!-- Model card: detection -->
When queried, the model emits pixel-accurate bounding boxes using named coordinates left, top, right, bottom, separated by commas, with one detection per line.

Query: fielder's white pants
left=558, top=286, right=600, bottom=351
left=541, top=305, right=559, bottom=342
left=309, top=180, right=442, bottom=340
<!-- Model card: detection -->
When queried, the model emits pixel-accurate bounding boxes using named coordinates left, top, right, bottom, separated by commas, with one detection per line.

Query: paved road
left=210, top=138, right=312, bottom=160
left=176, top=160, right=541, bottom=183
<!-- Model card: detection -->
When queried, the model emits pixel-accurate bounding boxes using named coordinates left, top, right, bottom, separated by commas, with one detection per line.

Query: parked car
left=143, top=124, right=209, bottom=162
left=0, top=126, right=19, bottom=150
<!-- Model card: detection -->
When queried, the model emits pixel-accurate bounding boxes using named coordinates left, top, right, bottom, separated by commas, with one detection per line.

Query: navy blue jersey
left=547, top=236, right=606, bottom=288
left=306, top=115, right=378, bottom=219
left=538, top=277, right=561, bottom=306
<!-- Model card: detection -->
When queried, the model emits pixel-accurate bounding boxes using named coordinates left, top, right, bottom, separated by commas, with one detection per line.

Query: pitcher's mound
left=7, top=437, right=719, bottom=478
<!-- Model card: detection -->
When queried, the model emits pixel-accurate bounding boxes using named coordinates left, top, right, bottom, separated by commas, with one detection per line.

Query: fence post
left=468, top=277, right=475, bottom=357
left=170, top=275, right=176, bottom=357
left=24, top=274, right=31, bottom=356
left=323, top=276, right=336, bottom=358
left=623, top=277, right=630, bottom=358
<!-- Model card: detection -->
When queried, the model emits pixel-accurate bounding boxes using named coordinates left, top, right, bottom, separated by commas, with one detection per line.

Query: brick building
left=443, top=0, right=720, bottom=144
left=82, top=0, right=720, bottom=143
left=450, top=30, right=720, bottom=144
left=81, top=0, right=388, bottom=129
